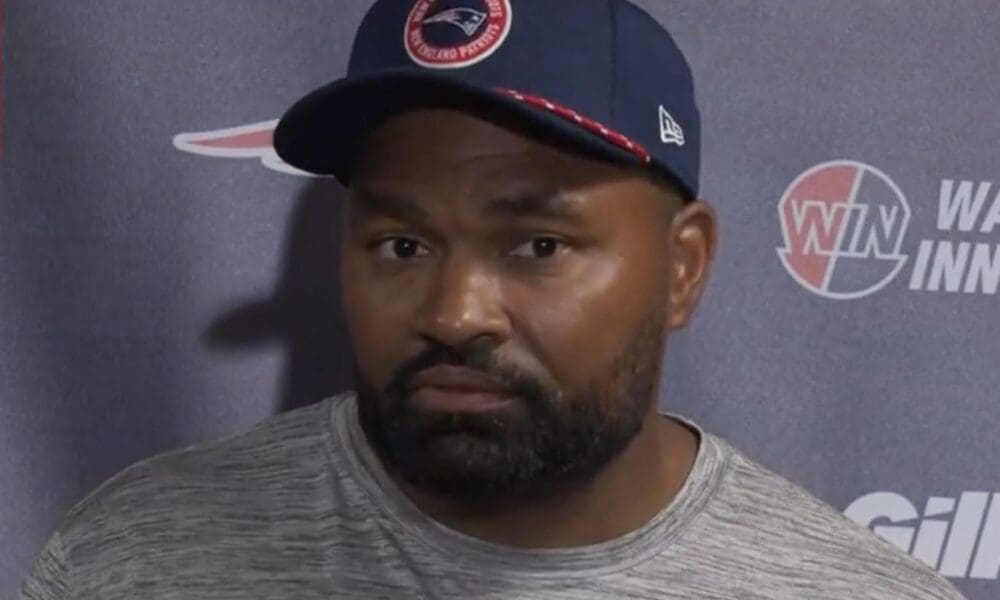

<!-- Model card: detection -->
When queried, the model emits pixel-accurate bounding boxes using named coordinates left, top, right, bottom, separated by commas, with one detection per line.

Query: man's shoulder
left=700, top=436, right=965, bottom=598
left=59, top=395, right=343, bottom=547
left=19, top=395, right=364, bottom=598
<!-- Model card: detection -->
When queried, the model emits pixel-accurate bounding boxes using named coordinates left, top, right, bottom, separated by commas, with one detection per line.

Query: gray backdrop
left=2, top=1, right=997, bottom=598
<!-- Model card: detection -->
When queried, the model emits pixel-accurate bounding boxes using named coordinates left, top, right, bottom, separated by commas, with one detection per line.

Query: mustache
left=385, top=340, right=548, bottom=403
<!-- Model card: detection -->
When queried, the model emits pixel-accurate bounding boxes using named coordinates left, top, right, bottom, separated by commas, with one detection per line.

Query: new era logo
left=659, top=106, right=684, bottom=146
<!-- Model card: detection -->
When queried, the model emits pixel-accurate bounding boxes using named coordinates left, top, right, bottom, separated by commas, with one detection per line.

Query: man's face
left=341, top=108, right=713, bottom=501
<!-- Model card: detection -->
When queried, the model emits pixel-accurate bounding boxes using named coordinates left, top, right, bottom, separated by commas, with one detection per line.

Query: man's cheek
left=519, top=301, right=618, bottom=384
left=346, top=316, right=396, bottom=386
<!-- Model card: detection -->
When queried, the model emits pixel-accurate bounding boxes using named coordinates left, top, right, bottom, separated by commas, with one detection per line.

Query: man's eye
left=509, top=237, right=566, bottom=259
left=373, top=237, right=430, bottom=260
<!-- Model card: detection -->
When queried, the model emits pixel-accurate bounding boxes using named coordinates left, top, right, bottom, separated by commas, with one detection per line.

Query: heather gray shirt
left=19, top=393, right=965, bottom=599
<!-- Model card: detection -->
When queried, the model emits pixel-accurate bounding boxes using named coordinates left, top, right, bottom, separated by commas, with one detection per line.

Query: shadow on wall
left=203, top=177, right=356, bottom=413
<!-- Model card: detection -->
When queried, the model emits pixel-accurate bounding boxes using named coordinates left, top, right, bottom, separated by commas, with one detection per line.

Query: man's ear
left=665, top=200, right=718, bottom=330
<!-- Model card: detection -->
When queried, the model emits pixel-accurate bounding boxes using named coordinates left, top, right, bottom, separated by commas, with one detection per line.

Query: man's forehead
left=352, top=155, right=579, bottom=198
left=347, top=108, right=674, bottom=218
left=348, top=183, right=591, bottom=220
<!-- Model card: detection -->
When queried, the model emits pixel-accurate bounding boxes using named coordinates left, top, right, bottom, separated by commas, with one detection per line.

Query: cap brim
left=273, top=69, right=650, bottom=185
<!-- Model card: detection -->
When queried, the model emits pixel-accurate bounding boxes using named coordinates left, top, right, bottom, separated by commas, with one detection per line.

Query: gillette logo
left=845, top=491, right=1000, bottom=579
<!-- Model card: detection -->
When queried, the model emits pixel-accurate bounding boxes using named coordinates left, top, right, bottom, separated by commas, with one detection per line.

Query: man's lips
left=407, top=365, right=514, bottom=413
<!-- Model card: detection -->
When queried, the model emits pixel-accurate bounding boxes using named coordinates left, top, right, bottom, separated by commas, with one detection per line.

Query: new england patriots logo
left=405, top=0, right=511, bottom=69
left=423, top=8, right=488, bottom=37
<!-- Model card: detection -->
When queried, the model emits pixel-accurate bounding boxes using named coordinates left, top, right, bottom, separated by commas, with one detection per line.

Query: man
left=20, top=1, right=966, bottom=598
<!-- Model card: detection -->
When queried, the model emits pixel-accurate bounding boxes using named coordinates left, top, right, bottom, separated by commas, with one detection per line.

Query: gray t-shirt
left=19, top=393, right=965, bottom=599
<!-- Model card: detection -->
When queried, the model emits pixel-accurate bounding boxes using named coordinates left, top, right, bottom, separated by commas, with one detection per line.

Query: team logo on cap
left=405, top=0, right=513, bottom=69
left=777, top=160, right=910, bottom=300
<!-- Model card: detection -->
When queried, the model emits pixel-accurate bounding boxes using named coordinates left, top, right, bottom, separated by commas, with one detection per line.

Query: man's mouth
left=407, top=365, right=514, bottom=413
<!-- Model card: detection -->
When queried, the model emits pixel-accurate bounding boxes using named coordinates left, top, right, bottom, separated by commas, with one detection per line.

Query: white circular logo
left=776, top=160, right=911, bottom=300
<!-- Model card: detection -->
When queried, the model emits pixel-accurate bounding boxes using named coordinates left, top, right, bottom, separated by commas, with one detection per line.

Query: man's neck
left=397, top=410, right=699, bottom=549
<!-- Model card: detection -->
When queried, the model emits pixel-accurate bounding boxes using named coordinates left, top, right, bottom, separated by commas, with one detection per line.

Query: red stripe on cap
left=494, top=87, right=651, bottom=164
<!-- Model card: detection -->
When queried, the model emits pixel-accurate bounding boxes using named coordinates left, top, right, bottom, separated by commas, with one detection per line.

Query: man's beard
left=355, top=311, right=666, bottom=503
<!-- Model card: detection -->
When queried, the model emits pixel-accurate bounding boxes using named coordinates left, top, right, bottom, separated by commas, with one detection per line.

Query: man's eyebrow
left=484, top=193, right=586, bottom=222
left=349, top=189, right=429, bottom=223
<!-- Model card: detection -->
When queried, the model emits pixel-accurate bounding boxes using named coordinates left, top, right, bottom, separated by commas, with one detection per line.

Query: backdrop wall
left=2, top=2, right=997, bottom=598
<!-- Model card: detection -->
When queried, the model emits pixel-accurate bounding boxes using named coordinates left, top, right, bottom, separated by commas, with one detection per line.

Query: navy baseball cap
left=274, top=0, right=701, bottom=199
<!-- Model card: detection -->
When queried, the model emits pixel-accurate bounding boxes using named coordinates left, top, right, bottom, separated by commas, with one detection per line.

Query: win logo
left=845, top=491, right=1000, bottom=580
left=777, top=161, right=910, bottom=300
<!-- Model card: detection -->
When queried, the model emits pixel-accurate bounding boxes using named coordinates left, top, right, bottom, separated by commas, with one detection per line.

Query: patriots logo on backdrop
left=423, top=8, right=488, bottom=37
left=172, top=120, right=308, bottom=176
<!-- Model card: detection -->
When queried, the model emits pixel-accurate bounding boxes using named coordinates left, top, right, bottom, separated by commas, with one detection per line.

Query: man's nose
left=413, top=258, right=512, bottom=349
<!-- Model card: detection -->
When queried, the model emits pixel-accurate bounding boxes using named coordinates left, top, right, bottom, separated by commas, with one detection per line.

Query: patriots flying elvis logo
left=423, top=8, right=488, bottom=37
left=405, top=0, right=513, bottom=69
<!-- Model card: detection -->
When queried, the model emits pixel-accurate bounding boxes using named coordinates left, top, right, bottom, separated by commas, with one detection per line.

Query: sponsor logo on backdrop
left=779, top=160, right=1000, bottom=299
left=405, top=0, right=513, bottom=69
left=845, top=491, right=999, bottom=580
left=777, top=161, right=910, bottom=300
